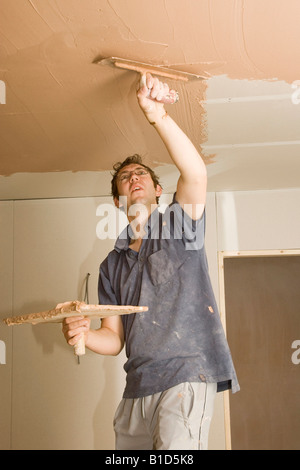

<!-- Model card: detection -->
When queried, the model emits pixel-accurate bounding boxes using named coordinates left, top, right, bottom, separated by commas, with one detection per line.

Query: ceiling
left=0, top=0, right=300, bottom=198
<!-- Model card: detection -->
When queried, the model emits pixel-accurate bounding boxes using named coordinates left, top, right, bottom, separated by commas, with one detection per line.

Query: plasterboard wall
left=11, top=196, right=125, bottom=450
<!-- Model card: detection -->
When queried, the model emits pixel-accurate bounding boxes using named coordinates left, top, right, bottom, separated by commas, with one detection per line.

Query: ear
left=113, top=197, right=120, bottom=208
left=155, top=184, right=163, bottom=199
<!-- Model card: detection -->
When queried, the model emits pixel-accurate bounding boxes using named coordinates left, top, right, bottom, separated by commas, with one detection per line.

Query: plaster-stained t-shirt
left=98, top=195, right=239, bottom=398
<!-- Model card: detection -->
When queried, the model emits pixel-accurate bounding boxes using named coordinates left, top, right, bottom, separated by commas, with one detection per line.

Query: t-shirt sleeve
left=98, top=256, right=118, bottom=305
left=162, top=194, right=206, bottom=251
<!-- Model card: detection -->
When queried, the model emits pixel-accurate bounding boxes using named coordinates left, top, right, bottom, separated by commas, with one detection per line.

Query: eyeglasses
left=117, top=168, right=149, bottom=183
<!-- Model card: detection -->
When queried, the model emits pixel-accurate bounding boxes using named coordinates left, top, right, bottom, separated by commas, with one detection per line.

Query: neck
left=129, top=237, right=143, bottom=252
left=127, top=202, right=158, bottom=241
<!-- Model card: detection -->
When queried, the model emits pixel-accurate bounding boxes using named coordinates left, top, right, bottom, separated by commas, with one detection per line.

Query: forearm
left=62, top=316, right=124, bottom=357
left=137, top=73, right=206, bottom=181
left=85, top=326, right=124, bottom=356
left=149, top=107, right=207, bottom=217
left=150, top=111, right=207, bottom=182
left=137, top=73, right=207, bottom=217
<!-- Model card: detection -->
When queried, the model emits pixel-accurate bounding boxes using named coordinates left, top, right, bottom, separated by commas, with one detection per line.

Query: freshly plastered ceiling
left=0, top=0, right=300, bottom=198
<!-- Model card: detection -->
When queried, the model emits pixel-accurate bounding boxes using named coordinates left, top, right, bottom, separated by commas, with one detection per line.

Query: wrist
left=147, top=110, right=169, bottom=126
left=84, top=328, right=92, bottom=348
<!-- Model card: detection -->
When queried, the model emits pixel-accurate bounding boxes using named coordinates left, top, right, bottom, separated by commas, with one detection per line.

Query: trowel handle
left=140, top=74, right=179, bottom=104
left=74, top=334, right=85, bottom=357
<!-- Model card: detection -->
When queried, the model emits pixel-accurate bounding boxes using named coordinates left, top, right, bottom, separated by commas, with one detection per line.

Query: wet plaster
left=0, top=0, right=300, bottom=178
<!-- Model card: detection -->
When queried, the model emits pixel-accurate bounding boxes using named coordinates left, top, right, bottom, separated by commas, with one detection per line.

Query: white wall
left=216, top=189, right=300, bottom=251
left=1, top=187, right=300, bottom=450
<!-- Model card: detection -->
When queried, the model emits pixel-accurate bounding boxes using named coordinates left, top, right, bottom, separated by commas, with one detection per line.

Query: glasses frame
left=117, top=167, right=149, bottom=183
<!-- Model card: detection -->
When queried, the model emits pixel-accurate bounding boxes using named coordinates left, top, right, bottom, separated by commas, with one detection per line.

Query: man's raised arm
left=137, top=73, right=207, bottom=220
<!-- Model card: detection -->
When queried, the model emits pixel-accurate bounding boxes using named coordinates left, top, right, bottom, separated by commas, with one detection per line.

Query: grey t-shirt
left=98, top=196, right=239, bottom=398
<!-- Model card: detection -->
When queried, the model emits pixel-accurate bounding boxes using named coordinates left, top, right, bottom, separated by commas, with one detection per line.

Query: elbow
left=188, top=168, right=207, bottom=186
left=196, top=161, right=207, bottom=182
left=112, top=339, right=124, bottom=356
left=181, top=169, right=207, bottom=186
left=195, top=171, right=207, bottom=186
left=197, top=162, right=207, bottom=180
left=183, top=159, right=207, bottom=184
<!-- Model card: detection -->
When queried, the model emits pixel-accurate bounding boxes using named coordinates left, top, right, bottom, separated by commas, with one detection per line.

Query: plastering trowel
left=3, top=301, right=148, bottom=361
left=96, top=56, right=206, bottom=104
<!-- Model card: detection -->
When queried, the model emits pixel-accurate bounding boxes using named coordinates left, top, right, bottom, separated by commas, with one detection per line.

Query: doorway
left=218, top=250, right=300, bottom=450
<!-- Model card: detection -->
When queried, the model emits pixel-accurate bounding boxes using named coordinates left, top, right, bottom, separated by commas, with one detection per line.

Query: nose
left=129, top=171, right=139, bottom=183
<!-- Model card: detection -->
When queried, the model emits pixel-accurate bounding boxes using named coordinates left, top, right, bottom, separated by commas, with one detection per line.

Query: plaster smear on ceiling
left=0, top=0, right=300, bottom=177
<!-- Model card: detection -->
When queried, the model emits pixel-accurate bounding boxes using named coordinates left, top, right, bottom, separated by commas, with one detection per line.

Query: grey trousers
left=113, top=382, right=217, bottom=450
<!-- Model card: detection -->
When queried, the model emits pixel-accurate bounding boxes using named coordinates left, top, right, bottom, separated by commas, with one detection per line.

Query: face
left=114, top=163, right=162, bottom=212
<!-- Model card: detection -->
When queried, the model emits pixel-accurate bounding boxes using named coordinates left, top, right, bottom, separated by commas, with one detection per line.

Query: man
left=62, top=73, right=239, bottom=450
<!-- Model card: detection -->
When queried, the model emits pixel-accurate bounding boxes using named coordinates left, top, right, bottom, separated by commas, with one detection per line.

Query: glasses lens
left=135, top=169, right=148, bottom=176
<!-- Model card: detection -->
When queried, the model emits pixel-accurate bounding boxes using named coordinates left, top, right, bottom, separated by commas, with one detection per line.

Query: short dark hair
left=111, top=154, right=162, bottom=203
